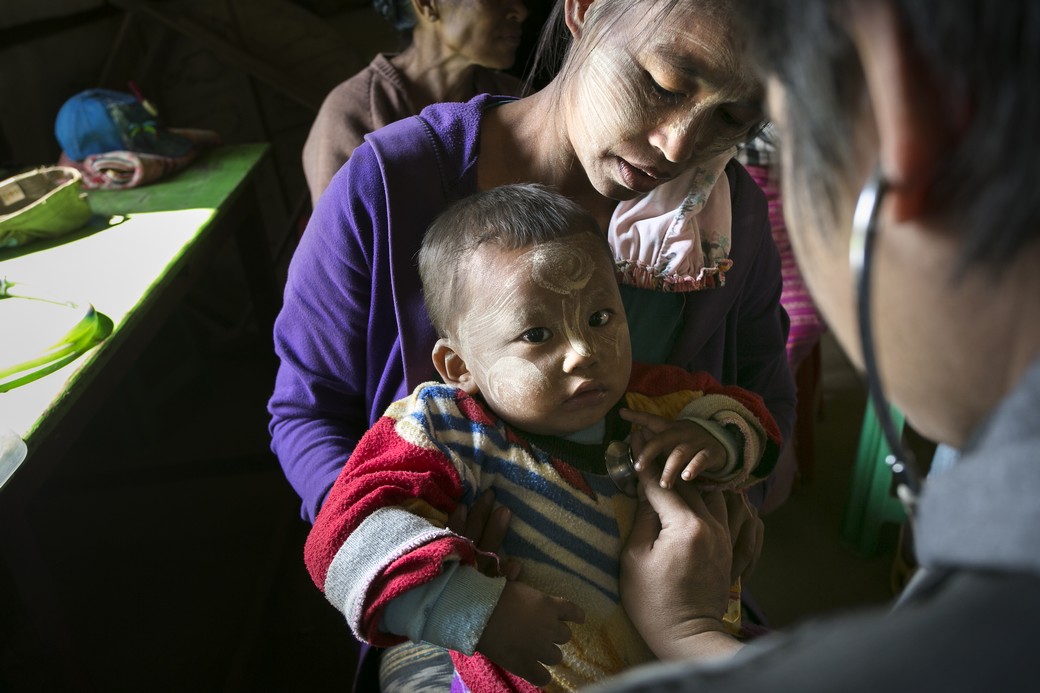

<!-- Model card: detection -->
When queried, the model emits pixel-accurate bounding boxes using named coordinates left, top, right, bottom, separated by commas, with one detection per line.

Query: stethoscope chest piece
left=605, top=440, right=637, bottom=496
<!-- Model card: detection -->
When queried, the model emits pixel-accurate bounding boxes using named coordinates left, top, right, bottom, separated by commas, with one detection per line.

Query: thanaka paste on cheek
left=485, top=356, right=551, bottom=404
left=573, top=46, right=645, bottom=150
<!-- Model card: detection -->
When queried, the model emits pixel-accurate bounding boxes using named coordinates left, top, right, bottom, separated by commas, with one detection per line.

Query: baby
left=305, top=184, right=780, bottom=692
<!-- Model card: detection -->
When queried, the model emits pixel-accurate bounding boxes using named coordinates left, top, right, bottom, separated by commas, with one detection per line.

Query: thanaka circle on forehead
left=527, top=240, right=595, bottom=294
left=452, top=234, right=610, bottom=348
left=455, top=231, right=608, bottom=302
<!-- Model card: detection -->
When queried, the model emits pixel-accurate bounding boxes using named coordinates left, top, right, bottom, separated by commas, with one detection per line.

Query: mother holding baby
left=269, top=0, right=794, bottom=689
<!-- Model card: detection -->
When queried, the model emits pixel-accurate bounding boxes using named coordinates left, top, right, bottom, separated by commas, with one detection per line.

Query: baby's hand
left=476, top=581, right=585, bottom=686
left=620, top=408, right=728, bottom=488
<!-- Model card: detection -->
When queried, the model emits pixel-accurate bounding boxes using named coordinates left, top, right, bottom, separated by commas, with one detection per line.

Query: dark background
left=0, top=2, right=553, bottom=690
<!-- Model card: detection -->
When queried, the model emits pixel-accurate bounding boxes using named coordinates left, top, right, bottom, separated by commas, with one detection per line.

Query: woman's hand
left=620, top=464, right=760, bottom=661
left=726, top=488, right=765, bottom=586
left=449, top=489, right=521, bottom=580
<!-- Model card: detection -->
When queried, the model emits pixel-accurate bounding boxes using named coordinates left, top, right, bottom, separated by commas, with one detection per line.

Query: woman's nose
left=649, top=110, right=708, bottom=164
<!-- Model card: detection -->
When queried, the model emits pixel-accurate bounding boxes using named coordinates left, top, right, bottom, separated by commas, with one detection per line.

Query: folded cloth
left=608, top=148, right=736, bottom=292
left=56, top=128, right=221, bottom=190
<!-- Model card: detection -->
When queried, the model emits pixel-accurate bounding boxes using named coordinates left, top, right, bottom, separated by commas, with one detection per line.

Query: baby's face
left=453, top=234, right=632, bottom=436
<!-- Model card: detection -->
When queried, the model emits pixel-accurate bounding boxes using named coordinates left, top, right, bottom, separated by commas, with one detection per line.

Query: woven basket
left=0, top=166, right=92, bottom=248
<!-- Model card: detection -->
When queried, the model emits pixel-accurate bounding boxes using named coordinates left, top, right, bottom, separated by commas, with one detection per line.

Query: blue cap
left=54, top=89, right=193, bottom=162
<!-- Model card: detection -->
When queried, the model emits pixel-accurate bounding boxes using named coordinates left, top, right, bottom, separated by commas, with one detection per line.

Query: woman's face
left=563, top=3, right=763, bottom=200
left=436, top=0, right=528, bottom=71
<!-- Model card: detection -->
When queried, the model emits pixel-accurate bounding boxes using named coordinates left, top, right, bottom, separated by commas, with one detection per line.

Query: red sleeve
left=305, top=414, right=465, bottom=583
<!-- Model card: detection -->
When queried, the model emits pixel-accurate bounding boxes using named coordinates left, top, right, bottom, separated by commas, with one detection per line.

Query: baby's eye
left=521, top=327, right=552, bottom=344
left=589, top=310, right=612, bottom=327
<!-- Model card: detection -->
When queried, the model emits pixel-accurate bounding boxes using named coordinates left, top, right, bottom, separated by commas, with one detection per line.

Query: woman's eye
left=718, top=109, right=741, bottom=126
left=589, top=310, right=612, bottom=327
left=521, top=327, right=552, bottom=344
left=716, top=107, right=762, bottom=135
left=646, top=72, right=684, bottom=101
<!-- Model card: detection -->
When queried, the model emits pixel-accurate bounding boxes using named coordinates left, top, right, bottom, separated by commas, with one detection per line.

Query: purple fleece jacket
left=269, top=94, right=795, bottom=522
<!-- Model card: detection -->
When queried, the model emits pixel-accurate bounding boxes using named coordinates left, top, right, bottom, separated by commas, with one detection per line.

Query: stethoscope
left=850, top=169, right=922, bottom=516
left=0, top=277, right=107, bottom=393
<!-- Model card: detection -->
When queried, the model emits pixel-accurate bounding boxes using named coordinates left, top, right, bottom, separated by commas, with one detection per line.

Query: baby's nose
left=562, top=337, right=595, bottom=372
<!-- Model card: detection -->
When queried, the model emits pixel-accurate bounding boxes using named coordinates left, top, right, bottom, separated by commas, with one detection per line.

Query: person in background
left=302, top=0, right=528, bottom=204
left=304, top=183, right=777, bottom=692
left=590, top=0, right=1040, bottom=690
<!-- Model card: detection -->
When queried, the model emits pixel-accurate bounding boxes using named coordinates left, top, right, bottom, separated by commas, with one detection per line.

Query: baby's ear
left=432, top=338, right=479, bottom=395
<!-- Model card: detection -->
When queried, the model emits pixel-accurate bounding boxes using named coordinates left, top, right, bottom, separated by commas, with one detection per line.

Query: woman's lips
left=616, top=157, right=669, bottom=194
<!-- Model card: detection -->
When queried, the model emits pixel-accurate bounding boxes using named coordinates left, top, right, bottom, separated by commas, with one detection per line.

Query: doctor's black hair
left=737, top=0, right=1040, bottom=271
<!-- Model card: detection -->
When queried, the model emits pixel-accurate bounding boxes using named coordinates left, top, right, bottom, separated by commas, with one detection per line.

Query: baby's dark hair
left=418, top=183, right=609, bottom=337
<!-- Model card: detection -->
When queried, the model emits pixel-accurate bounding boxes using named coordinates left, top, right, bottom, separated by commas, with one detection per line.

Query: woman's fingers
left=638, top=462, right=707, bottom=524
left=479, top=505, right=511, bottom=553
left=727, top=491, right=764, bottom=583
left=464, top=490, right=494, bottom=545
left=556, top=596, right=586, bottom=627
left=623, top=409, right=681, bottom=473
left=628, top=426, right=648, bottom=465
left=672, top=483, right=728, bottom=529
left=449, top=489, right=513, bottom=577
left=501, top=557, right=522, bottom=581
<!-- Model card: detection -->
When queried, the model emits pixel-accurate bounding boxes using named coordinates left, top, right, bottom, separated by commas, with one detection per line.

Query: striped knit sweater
left=305, top=363, right=780, bottom=692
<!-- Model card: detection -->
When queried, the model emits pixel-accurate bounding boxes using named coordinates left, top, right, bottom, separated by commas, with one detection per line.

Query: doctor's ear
left=433, top=339, right=479, bottom=395
left=848, top=0, right=958, bottom=222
